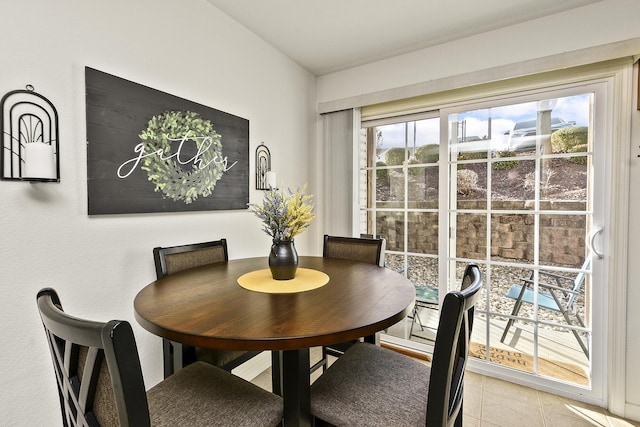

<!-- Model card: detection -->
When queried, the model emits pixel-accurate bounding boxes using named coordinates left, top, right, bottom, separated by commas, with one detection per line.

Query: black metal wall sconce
left=255, top=141, right=276, bottom=190
left=1, top=85, right=60, bottom=182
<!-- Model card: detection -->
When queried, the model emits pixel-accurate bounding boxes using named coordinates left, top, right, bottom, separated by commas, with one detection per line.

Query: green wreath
left=139, top=111, right=224, bottom=204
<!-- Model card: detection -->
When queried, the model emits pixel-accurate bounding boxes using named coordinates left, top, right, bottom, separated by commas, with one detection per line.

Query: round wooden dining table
left=134, top=256, right=415, bottom=427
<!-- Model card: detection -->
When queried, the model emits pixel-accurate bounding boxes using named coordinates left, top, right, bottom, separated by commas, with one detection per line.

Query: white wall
left=0, top=1, right=316, bottom=425
left=317, top=0, right=640, bottom=105
left=316, top=0, right=640, bottom=419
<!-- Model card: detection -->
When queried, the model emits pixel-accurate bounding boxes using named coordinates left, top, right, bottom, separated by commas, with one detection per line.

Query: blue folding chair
left=410, top=285, right=440, bottom=338
left=500, top=257, right=591, bottom=358
left=395, top=264, right=440, bottom=339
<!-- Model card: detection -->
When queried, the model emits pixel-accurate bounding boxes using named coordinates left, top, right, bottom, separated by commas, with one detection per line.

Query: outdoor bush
left=568, top=144, right=588, bottom=164
left=405, top=156, right=423, bottom=176
left=457, top=150, right=487, bottom=161
left=415, top=144, right=439, bottom=163
left=457, top=169, right=479, bottom=195
left=551, top=126, right=588, bottom=164
left=493, top=151, right=519, bottom=170
left=551, top=126, right=588, bottom=152
left=385, top=147, right=407, bottom=166
left=376, top=161, right=389, bottom=179
left=457, top=150, right=487, bottom=170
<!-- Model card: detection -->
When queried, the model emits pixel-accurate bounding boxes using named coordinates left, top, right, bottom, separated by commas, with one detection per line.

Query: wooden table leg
left=271, top=351, right=283, bottom=396
left=281, top=349, right=311, bottom=427
left=364, top=332, right=379, bottom=344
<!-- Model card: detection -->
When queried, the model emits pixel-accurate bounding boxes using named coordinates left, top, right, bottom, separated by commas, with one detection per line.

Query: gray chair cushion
left=311, top=343, right=429, bottom=426
left=148, top=361, right=283, bottom=427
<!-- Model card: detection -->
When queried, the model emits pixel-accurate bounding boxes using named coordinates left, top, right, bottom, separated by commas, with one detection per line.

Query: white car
left=506, top=118, right=576, bottom=151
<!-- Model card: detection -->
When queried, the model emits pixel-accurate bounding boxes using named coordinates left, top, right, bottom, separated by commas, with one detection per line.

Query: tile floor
left=250, top=348, right=640, bottom=427
left=462, top=371, right=638, bottom=427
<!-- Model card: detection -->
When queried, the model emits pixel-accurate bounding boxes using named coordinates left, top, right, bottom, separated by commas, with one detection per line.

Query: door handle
left=590, top=226, right=604, bottom=259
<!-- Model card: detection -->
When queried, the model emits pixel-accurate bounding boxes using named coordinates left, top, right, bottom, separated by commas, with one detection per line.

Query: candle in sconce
left=23, top=142, right=56, bottom=179
left=266, top=171, right=277, bottom=189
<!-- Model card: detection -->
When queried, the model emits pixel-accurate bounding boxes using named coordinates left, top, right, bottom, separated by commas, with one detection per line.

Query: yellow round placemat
left=237, top=268, right=329, bottom=294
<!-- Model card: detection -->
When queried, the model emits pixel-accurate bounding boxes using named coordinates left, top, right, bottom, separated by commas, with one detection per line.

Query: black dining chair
left=312, top=234, right=386, bottom=373
left=36, top=288, right=283, bottom=427
left=153, top=239, right=261, bottom=378
left=323, top=234, right=385, bottom=267
left=310, top=264, right=482, bottom=427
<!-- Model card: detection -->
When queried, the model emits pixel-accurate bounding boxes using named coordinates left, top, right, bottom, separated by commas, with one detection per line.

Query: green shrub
left=405, top=156, right=423, bottom=176
left=415, top=144, right=439, bottom=164
left=551, top=126, right=588, bottom=163
left=376, top=161, right=389, bottom=179
left=551, top=126, right=588, bottom=152
left=458, top=151, right=487, bottom=161
left=385, top=148, right=408, bottom=166
left=568, top=144, right=588, bottom=164
left=493, top=160, right=519, bottom=170
left=492, top=151, right=519, bottom=170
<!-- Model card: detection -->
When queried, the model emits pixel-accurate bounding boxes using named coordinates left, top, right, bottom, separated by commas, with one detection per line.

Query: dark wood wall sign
left=85, top=67, right=249, bottom=215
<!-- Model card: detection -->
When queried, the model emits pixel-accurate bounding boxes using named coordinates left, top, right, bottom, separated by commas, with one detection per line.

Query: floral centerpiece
left=249, top=185, right=315, bottom=280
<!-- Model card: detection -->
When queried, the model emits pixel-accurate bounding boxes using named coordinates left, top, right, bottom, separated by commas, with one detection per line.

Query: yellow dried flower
left=249, top=184, right=316, bottom=241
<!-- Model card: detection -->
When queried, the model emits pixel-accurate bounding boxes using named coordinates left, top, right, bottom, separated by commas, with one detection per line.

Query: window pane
left=407, top=164, right=439, bottom=203
left=493, top=266, right=535, bottom=319
left=540, top=157, right=589, bottom=208
left=457, top=161, right=487, bottom=209
left=490, top=158, right=536, bottom=206
left=407, top=255, right=438, bottom=287
left=539, top=213, right=587, bottom=266
left=456, top=213, right=487, bottom=259
left=378, top=213, right=405, bottom=252
left=408, top=212, right=438, bottom=255
left=491, top=213, right=534, bottom=262
left=377, top=168, right=404, bottom=204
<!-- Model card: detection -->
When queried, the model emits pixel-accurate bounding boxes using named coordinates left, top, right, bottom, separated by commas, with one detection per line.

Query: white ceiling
left=205, top=0, right=600, bottom=76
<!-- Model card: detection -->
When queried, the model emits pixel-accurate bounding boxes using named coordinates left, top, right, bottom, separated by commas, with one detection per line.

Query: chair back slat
left=427, top=264, right=482, bottom=427
left=153, top=239, right=228, bottom=278
left=37, top=288, right=150, bottom=427
left=323, top=234, right=384, bottom=266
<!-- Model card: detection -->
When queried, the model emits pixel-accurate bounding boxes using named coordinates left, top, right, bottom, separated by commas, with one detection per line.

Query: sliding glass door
left=358, top=113, right=441, bottom=350
left=359, top=81, right=608, bottom=400
left=445, top=86, right=605, bottom=400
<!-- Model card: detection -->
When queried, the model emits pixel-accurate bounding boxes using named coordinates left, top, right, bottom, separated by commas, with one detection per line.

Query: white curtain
left=322, top=109, right=357, bottom=236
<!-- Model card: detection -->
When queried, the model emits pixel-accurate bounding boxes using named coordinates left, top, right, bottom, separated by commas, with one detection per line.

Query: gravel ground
left=385, top=254, right=587, bottom=328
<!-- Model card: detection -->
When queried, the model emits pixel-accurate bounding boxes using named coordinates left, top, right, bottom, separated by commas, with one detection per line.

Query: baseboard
left=232, top=351, right=272, bottom=381
left=381, top=342, right=431, bottom=363
left=623, top=402, right=640, bottom=423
